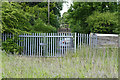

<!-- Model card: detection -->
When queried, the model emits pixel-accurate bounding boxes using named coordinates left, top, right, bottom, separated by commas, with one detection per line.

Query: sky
left=60, top=0, right=73, bottom=17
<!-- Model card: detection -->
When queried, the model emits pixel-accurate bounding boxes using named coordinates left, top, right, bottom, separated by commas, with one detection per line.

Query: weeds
left=2, top=46, right=118, bottom=78
left=0, top=49, right=2, bottom=79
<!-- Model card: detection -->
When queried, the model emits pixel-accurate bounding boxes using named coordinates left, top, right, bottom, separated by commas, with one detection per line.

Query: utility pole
left=48, top=0, right=50, bottom=24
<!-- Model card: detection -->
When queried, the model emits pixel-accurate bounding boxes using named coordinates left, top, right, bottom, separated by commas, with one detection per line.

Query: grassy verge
left=0, top=48, right=2, bottom=79
left=2, top=46, right=118, bottom=78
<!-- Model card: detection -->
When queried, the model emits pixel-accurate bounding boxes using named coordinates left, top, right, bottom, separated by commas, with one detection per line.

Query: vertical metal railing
left=46, top=33, right=48, bottom=57
left=55, top=33, right=57, bottom=56
left=74, top=33, right=76, bottom=53
left=2, top=32, right=99, bottom=57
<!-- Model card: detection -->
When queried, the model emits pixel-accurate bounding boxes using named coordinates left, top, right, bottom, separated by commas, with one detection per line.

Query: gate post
left=74, top=33, right=76, bottom=53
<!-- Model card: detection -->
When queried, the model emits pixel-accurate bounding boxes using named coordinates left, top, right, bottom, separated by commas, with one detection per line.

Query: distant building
left=58, top=27, right=71, bottom=33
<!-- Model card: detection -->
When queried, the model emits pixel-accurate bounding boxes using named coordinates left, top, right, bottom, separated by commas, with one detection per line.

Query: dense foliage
left=2, top=37, right=23, bottom=54
left=86, top=11, right=118, bottom=33
left=64, top=2, right=119, bottom=34
left=2, top=2, right=63, bottom=54
left=2, top=2, right=33, bottom=34
left=32, top=18, right=56, bottom=33
left=2, top=2, right=63, bottom=34
left=19, top=2, right=63, bottom=28
left=1, top=2, right=119, bottom=54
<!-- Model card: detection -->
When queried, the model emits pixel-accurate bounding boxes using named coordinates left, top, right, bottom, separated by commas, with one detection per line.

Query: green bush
left=86, top=11, right=118, bottom=34
left=2, top=2, right=33, bottom=34
left=32, top=18, right=56, bottom=33
left=2, top=35, right=23, bottom=54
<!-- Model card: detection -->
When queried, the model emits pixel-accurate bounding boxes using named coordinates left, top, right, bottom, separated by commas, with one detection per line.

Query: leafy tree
left=28, top=5, right=60, bottom=28
left=21, top=2, right=63, bottom=16
left=2, top=2, right=58, bottom=54
left=86, top=11, right=118, bottom=34
left=67, top=2, right=118, bottom=33
left=2, top=2, right=59, bottom=33
left=19, top=2, right=63, bottom=28
left=32, top=18, right=56, bottom=33
left=51, top=2, right=63, bottom=17
left=60, top=12, right=69, bottom=24
left=2, top=2, right=33, bottom=34
left=2, top=36, right=23, bottom=54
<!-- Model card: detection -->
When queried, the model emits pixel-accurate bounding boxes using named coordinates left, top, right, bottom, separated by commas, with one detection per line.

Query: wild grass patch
left=2, top=47, right=118, bottom=78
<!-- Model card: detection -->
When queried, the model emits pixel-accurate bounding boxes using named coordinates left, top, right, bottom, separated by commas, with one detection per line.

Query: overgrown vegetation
left=2, top=38, right=23, bottom=54
left=1, top=2, right=119, bottom=78
left=32, top=18, right=56, bottom=33
left=86, top=11, right=118, bottom=33
left=2, top=2, right=63, bottom=34
left=2, top=47, right=118, bottom=78
left=2, top=2, right=63, bottom=54
left=62, top=2, right=119, bottom=34
left=0, top=48, right=2, bottom=80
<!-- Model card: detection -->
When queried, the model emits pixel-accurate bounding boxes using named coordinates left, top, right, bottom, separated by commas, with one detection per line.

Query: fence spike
left=41, top=33, right=42, bottom=56
left=53, top=33, right=54, bottom=56
left=74, top=33, right=76, bottom=53
left=49, top=33, right=50, bottom=57
left=26, top=33, right=27, bottom=56
left=37, top=33, right=38, bottom=56
left=39, top=33, right=40, bottom=57
left=47, top=33, right=48, bottom=57
left=51, top=33, right=52, bottom=56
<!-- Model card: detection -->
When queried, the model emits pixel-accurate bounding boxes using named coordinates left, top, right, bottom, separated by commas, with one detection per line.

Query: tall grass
left=0, top=48, right=2, bottom=79
left=2, top=46, right=118, bottom=78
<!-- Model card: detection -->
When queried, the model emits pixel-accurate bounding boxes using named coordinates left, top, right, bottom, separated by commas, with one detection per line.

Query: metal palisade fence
left=2, top=33, right=97, bottom=57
